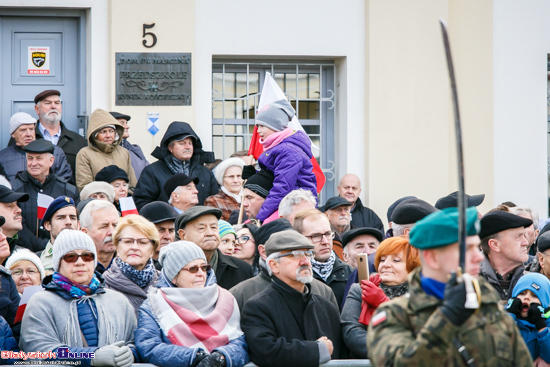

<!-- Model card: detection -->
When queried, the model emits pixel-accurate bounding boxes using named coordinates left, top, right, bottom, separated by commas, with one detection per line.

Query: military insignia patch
left=32, top=52, right=46, bottom=68
left=532, top=282, right=541, bottom=290
left=371, top=311, right=387, bottom=327
left=64, top=197, right=71, bottom=203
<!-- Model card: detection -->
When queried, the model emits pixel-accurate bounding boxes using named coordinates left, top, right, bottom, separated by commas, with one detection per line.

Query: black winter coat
left=0, top=267, right=20, bottom=341
left=12, top=171, right=79, bottom=251
left=350, top=197, right=384, bottom=232
left=241, top=276, right=342, bottom=367
left=133, top=121, right=218, bottom=210
left=215, top=249, right=254, bottom=290
left=312, top=255, right=353, bottom=310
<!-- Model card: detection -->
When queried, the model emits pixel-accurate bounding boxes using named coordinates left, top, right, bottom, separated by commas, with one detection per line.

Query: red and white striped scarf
left=148, top=284, right=243, bottom=352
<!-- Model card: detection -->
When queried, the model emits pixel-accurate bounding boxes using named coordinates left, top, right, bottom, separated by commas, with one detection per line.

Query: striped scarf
left=148, top=284, right=243, bottom=352
left=311, top=251, right=336, bottom=282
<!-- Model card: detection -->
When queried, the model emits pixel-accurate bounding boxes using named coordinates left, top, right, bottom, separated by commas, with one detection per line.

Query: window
left=212, top=61, right=336, bottom=201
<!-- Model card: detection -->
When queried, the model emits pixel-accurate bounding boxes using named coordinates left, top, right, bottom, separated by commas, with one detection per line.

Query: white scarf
left=221, top=186, right=242, bottom=204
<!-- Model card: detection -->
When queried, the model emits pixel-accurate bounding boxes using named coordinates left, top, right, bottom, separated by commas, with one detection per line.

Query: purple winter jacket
left=257, top=130, right=318, bottom=221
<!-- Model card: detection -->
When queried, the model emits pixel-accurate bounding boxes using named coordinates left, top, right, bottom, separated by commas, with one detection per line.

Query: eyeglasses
left=236, top=235, right=253, bottom=245
left=276, top=250, right=315, bottom=260
left=305, top=231, right=335, bottom=243
left=181, top=264, right=211, bottom=274
left=62, top=252, right=95, bottom=263
left=11, top=268, right=38, bottom=277
left=119, top=238, right=152, bottom=246
left=223, top=175, right=242, bottom=180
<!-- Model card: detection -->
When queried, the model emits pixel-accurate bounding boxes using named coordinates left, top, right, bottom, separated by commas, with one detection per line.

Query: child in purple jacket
left=254, top=99, right=318, bottom=222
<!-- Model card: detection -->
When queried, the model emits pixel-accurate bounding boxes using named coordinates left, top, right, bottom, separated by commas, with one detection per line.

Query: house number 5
left=142, top=23, right=157, bottom=48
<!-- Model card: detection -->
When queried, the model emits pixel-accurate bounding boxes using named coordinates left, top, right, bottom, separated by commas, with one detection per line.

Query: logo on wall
left=28, top=47, right=50, bottom=75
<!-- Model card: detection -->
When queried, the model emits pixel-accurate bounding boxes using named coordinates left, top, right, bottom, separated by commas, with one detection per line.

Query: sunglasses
left=181, top=264, right=211, bottom=274
left=62, top=252, right=95, bottom=263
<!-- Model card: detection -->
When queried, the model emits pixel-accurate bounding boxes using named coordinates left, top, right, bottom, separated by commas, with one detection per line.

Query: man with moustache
left=241, top=230, right=342, bottom=367
left=38, top=196, right=80, bottom=275
left=241, top=169, right=274, bottom=223
left=80, top=200, right=119, bottom=274
left=323, top=196, right=353, bottom=259
left=0, top=185, right=30, bottom=254
left=293, top=209, right=353, bottom=309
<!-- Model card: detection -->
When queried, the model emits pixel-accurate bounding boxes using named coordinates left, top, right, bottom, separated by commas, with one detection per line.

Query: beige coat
left=75, top=108, right=137, bottom=191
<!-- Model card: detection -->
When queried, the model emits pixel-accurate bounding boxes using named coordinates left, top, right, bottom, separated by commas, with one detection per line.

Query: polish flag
left=37, top=193, right=54, bottom=220
left=248, top=72, right=326, bottom=193
left=14, top=285, right=44, bottom=323
left=119, top=197, right=139, bottom=216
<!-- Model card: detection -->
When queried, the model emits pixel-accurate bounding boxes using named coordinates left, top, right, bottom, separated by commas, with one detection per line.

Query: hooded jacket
left=256, top=130, right=317, bottom=221
left=133, top=121, right=219, bottom=210
left=75, top=109, right=137, bottom=191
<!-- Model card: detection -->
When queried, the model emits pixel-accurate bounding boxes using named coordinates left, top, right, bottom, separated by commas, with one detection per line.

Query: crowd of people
left=0, top=89, right=548, bottom=366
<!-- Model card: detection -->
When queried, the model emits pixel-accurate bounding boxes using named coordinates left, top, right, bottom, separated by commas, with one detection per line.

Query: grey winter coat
left=103, top=258, right=159, bottom=317
left=120, top=140, right=149, bottom=180
left=340, top=283, right=367, bottom=358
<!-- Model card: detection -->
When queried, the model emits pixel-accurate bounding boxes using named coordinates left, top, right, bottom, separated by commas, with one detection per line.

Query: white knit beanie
left=6, top=249, right=45, bottom=280
left=213, top=157, right=245, bottom=186
left=10, top=112, right=36, bottom=134
left=52, top=230, right=97, bottom=272
left=80, top=181, right=115, bottom=203
left=159, top=241, right=206, bottom=282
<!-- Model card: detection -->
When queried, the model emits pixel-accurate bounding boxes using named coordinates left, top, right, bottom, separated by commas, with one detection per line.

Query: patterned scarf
left=311, top=251, right=336, bottom=282
left=148, top=284, right=243, bottom=352
left=52, top=272, right=101, bottom=299
left=164, top=155, right=190, bottom=175
left=379, top=281, right=409, bottom=300
left=116, top=257, right=156, bottom=288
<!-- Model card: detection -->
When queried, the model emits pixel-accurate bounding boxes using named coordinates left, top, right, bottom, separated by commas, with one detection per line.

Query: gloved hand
left=526, top=304, right=549, bottom=330
left=360, top=279, right=389, bottom=308
left=91, top=341, right=125, bottom=366
left=369, top=273, right=382, bottom=287
left=504, top=297, right=522, bottom=317
left=113, top=345, right=133, bottom=367
left=191, top=350, right=207, bottom=367
left=439, top=272, right=476, bottom=326
left=196, top=351, right=227, bottom=367
left=242, top=165, right=257, bottom=180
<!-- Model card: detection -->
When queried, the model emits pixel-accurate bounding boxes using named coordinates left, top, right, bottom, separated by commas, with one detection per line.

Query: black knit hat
left=244, top=169, right=274, bottom=199
left=95, top=165, right=129, bottom=183
left=391, top=198, right=438, bottom=225
left=254, top=218, right=294, bottom=246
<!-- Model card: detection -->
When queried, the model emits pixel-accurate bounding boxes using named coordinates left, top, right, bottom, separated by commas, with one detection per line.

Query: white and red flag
left=248, top=72, right=326, bottom=193
left=14, top=285, right=44, bottom=323
left=37, top=193, right=54, bottom=220
left=119, top=197, right=139, bottom=216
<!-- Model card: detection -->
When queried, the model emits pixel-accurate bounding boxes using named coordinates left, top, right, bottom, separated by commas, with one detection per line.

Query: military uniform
left=367, top=266, right=533, bottom=366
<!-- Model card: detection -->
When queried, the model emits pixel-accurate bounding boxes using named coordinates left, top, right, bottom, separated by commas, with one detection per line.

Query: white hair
left=391, top=222, right=413, bottom=236
left=167, top=186, right=182, bottom=205
left=0, top=176, right=11, bottom=189
left=80, top=200, right=118, bottom=230
left=510, top=207, right=539, bottom=229
left=266, top=251, right=282, bottom=276
left=279, top=189, right=317, bottom=218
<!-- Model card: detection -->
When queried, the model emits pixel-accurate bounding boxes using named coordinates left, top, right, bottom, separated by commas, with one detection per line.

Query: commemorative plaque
left=115, top=53, right=191, bottom=106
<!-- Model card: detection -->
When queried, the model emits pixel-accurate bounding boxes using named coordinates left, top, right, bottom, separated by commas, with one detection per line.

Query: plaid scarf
left=52, top=272, right=101, bottom=299
left=148, top=284, right=243, bottom=352
left=116, top=257, right=156, bottom=288
left=311, top=251, right=336, bottom=282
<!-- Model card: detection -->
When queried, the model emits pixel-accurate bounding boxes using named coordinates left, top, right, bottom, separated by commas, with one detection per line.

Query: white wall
left=493, top=0, right=550, bottom=219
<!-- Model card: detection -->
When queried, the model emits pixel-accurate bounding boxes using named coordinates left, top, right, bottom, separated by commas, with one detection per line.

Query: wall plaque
left=115, top=52, right=191, bottom=106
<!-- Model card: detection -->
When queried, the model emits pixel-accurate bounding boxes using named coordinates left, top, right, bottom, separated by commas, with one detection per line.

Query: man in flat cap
left=0, top=112, right=72, bottom=184
left=367, top=207, right=532, bottom=366
left=11, top=90, right=87, bottom=184
left=12, top=139, right=79, bottom=251
left=390, top=198, right=438, bottom=237
left=110, top=112, right=149, bottom=180
left=139, top=201, right=178, bottom=269
left=39, top=196, right=80, bottom=275
left=293, top=208, right=353, bottom=308
left=342, top=227, right=383, bottom=269
left=242, top=169, right=274, bottom=222
left=241, top=230, right=343, bottom=366
left=337, top=173, right=384, bottom=232
left=175, top=206, right=253, bottom=289
left=133, top=121, right=218, bottom=210
left=163, top=173, right=199, bottom=214
left=0, top=185, right=29, bottom=254
left=323, top=196, right=353, bottom=258
left=435, top=191, right=485, bottom=218
left=229, top=218, right=337, bottom=311
left=526, top=231, right=550, bottom=281
left=385, top=196, right=416, bottom=238
left=478, top=211, right=533, bottom=299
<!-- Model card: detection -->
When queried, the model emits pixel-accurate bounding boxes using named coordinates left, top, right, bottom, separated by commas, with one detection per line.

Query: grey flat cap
left=265, top=229, right=314, bottom=257
left=174, top=206, right=222, bottom=238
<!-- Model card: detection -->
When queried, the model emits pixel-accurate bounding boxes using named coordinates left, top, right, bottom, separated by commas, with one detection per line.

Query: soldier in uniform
left=367, top=207, right=533, bottom=366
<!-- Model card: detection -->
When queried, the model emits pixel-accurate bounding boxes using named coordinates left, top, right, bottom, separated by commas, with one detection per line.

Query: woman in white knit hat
left=20, top=230, right=136, bottom=367
left=6, top=249, right=45, bottom=295
left=135, top=241, right=249, bottom=367
left=204, top=157, right=245, bottom=221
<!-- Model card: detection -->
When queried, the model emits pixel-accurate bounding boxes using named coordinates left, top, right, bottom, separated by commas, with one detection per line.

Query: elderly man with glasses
left=293, top=208, right=353, bottom=309
left=241, top=230, right=342, bottom=367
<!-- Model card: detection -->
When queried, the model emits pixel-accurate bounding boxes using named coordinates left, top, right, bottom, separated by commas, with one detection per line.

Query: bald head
left=338, top=174, right=362, bottom=206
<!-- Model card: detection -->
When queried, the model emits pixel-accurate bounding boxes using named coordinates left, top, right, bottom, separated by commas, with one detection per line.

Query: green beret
left=409, top=207, right=480, bottom=250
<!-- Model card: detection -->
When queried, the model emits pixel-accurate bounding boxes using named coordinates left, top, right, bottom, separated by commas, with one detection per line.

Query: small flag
left=147, top=112, right=160, bottom=136
left=37, top=193, right=54, bottom=220
left=14, top=285, right=44, bottom=323
left=371, top=311, right=387, bottom=327
left=119, top=197, right=139, bottom=217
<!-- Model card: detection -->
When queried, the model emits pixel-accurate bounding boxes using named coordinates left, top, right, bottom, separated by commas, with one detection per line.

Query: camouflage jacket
left=367, top=267, right=533, bottom=366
